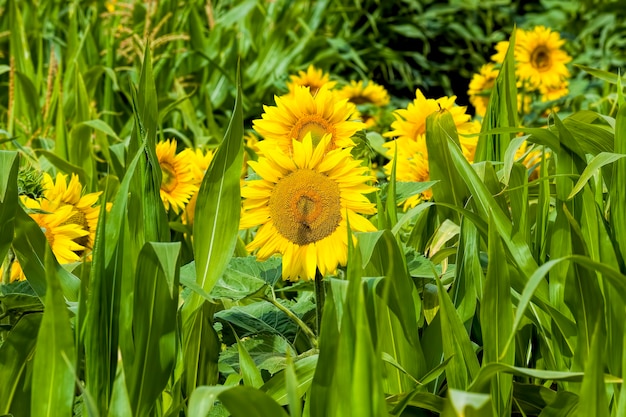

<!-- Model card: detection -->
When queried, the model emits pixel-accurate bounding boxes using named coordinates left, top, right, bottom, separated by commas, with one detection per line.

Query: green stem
left=266, top=296, right=317, bottom=348
left=314, top=269, right=325, bottom=334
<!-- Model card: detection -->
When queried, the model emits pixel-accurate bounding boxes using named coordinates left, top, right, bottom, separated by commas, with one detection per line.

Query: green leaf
left=575, top=65, right=626, bottom=85
left=0, top=151, right=19, bottom=263
left=443, top=389, right=493, bottom=417
left=191, top=62, right=244, bottom=310
left=31, top=250, right=76, bottom=417
left=261, top=355, right=318, bottom=406
left=610, top=103, right=626, bottom=267
left=126, top=242, right=180, bottom=416
left=108, top=363, right=133, bottom=417
left=577, top=322, right=609, bottom=417
left=219, top=386, right=289, bottom=417
left=481, top=213, right=514, bottom=415
left=236, top=333, right=265, bottom=388
left=0, top=313, right=42, bottom=414
left=475, top=28, right=518, bottom=162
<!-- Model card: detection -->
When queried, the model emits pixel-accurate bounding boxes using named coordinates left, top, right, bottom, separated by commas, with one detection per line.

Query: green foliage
left=3, top=1, right=626, bottom=416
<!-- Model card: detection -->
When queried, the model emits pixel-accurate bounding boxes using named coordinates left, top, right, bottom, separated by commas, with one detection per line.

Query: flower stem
left=314, top=269, right=325, bottom=334
left=266, top=295, right=317, bottom=348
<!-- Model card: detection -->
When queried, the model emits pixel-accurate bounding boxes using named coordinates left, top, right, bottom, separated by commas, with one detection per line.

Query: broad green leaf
left=443, top=389, right=493, bottom=417
left=285, top=354, right=302, bottom=417
left=575, top=64, right=626, bottom=85
left=261, top=354, right=318, bottom=405
left=426, top=109, right=469, bottom=222
left=126, top=242, right=180, bottom=417
left=219, top=386, right=289, bottom=417
left=576, top=323, right=609, bottom=417
left=0, top=313, right=42, bottom=414
left=188, top=386, right=230, bottom=417
left=434, top=270, right=480, bottom=390
left=475, top=28, right=518, bottom=162
left=481, top=213, right=514, bottom=415
left=0, top=151, right=19, bottom=263
left=192, top=63, right=244, bottom=310
left=236, top=334, right=265, bottom=388
left=108, top=363, right=133, bottom=417
left=31, top=250, right=76, bottom=417
left=538, top=391, right=578, bottom=417
left=469, top=363, right=619, bottom=393
left=610, top=103, right=626, bottom=266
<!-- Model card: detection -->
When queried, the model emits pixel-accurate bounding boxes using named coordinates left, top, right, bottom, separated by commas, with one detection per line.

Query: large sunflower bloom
left=241, top=133, right=377, bottom=281
left=467, top=63, right=500, bottom=117
left=39, top=173, right=102, bottom=251
left=337, top=80, right=390, bottom=107
left=156, top=139, right=199, bottom=213
left=516, top=26, right=571, bottom=89
left=253, top=85, right=365, bottom=154
left=286, top=64, right=337, bottom=96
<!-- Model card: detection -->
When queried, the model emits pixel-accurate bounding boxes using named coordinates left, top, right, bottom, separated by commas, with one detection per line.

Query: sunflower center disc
left=161, top=163, right=178, bottom=192
left=269, top=169, right=342, bottom=245
left=290, top=115, right=334, bottom=147
left=531, top=46, right=551, bottom=71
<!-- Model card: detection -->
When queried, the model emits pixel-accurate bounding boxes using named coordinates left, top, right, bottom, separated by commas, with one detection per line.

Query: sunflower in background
left=383, top=89, right=480, bottom=208
left=253, top=85, right=365, bottom=154
left=467, top=63, right=499, bottom=117
left=180, top=147, right=215, bottom=225
left=472, top=26, right=572, bottom=116
left=286, top=65, right=337, bottom=97
left=336, top=80, right=391, bottom=129
left=156, top=139, right=199, bottom=214
left=240, top=133, right=377, bottom=281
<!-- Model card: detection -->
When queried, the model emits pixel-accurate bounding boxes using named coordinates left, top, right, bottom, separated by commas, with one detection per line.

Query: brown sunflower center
left=161, top=162, right=178, bottom=192
left=269, top=169, right=342, bottom=245
left=289, top=115, right=335, bottom=147
left=530, top=46, right=552, bottom=72
left=66, top=210, right=91, bottom=250
left=350, top=95, right=371, bottom=105
left=307, top=84, right=321, bottom=96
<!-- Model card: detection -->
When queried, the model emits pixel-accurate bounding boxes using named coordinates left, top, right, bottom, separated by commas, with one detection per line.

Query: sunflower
left=39, top=173, right=102, bottom=251
left=337, top=80, right=390, bottom=107
left=253, top=85, right=365, bottom=154
left=516, top=26, right=571, bottom=89
left=383, top=89, right=477, bottom=144
left=179, top=147, right=215, bottom=225
left=241, top=133, right=377, bottom=281
left=156, top=139, right=199, bottom=213
left=389, top=138, right=432, bottom=209
left=540, top=79, right=569, bottom=102
left=286, top=65, right=337, bottom=96
left=467, top=63, right=500, bottom=117
left=491, top=39, right=511, bottom=64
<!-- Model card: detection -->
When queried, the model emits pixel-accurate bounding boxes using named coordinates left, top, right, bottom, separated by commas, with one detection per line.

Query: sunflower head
left=467, top=63, right=500, bottom=117
left=286, top=65, right=337, bottom=96
left=253, top=85, right=365, bottom=154
left=337, top=80, right=390, bottom=107
left=179, top=147, right=215, bottom=225
left=241, top=133, right=377, bottom=281
left=515, top=26, right=572, bottom=89
left=156, top=139, right=199, bottom=214
left=383, top=89, right=474, bottom=144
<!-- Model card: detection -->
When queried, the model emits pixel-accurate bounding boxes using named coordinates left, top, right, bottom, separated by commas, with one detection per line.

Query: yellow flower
left=491, top=40, right=510, bottom=64
left=179, top=147, right=214, bottom=225
left=383, top=89, right=476, bottom=144
left=241, top=133, right=377, bottom=281
left=516, top=26, right=571, bottom=89
left=467, top=63, right=500, bottom=117
left=540, top=79, right=569, bottom=102
left=336, top=80, right=390, bottom=107
left=156, top=139, right=199, bottom=213
left=286, top=65, right=337, bottom=96
left=39, top=173, right=102, bottom=251
left=253, top=85, right=365, bottom=154
left=389, top=138, right=432, bottom=209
